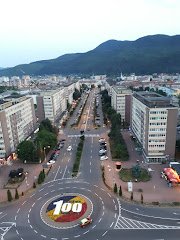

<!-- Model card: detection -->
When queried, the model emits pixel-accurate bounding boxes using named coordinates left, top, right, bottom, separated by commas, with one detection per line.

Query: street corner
left=40, top=193, right=93, bottom=229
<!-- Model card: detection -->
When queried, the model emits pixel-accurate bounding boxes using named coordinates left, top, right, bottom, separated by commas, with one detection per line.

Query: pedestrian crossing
left=67, top=134, right=100, bottom=138
left=114, top=216, right=180, bottom=230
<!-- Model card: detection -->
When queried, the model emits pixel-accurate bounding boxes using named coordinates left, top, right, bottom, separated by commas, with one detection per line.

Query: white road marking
left=62, top=165, right=68, bottom=179
left=39, top=188, right=45, bottom=192
left=15, top=215, right=17, bottom=221
left=102, top=230, right=108, bottom=236
left=22, top=201, right=26, bottom=205
left=41, top=234, right=47, bottom=238
left=37, top=197, right=42, bottom=201
left=110, top=222, right=114, bottom=228
left=16, top=229, right=19, bottom=235
left=0, top=214, right=7, bottom=220
left=74, top=235, right=81, bottom=238
left=34, top=229, right=38, bottom=233
left=54, top=165, right=61, bottom=180
left=90, top=169, right=91, bottom=173
left=115, top=205, right=117, bottom=211
left=98, top=218, right=102, bottom=223
left=32, top=202, right=35, bottom=207
left=17, top=208, right=20, bottom=213
left=30, top=224, right=33, bottom=229
left=92, top=224, right=96, bottom=229
left=83, top=230, right=89, bottom=234
left=29, top=208, right=31, bottom=213
left=48, top=184, right=54, bottom=188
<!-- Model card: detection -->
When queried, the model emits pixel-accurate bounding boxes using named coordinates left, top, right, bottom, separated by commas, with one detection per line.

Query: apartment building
left=111, top=86, right=132, bottom=124
left=131, top=92, right=178, bottom=163
left=0, top=96, right=36, bottom=158
left=36, top=88, right=67, bottom=124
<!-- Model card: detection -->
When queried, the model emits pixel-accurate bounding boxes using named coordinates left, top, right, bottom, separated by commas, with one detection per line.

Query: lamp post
left=43, top=146, right=50, bottom=162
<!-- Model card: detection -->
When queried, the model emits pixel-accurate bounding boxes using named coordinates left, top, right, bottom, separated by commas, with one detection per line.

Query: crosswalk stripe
left=114, top=216, right=180, bottom=229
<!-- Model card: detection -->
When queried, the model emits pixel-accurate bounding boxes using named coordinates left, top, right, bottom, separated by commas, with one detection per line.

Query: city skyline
left=0, top=0, right=180, bottom=68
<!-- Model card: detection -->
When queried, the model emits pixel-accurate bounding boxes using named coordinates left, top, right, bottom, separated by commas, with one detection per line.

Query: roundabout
left=40, top=193, right=93, bottom=228
left=14, top=179, right=118, bottom=240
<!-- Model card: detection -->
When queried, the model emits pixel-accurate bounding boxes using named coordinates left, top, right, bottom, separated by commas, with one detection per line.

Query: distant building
left=0, top=96, right=36, bottom=158
left=36, top=88, right=67, bottom=124
left=131, top=92, right=178, bottom=163
left=111, top=86, right=132, bottom=124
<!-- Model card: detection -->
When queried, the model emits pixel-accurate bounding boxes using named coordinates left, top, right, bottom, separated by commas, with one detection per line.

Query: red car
left=80, top=217, right=92, bottom=228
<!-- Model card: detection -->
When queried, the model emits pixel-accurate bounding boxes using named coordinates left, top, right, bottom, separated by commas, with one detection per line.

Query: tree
left=39, top=118, right=56, bottom=133
left=141, top=193, right=143, bottom=204
left=130, top=192, right=133, bottom=201
left=15, top=189, right=19, bottom=199
left=132, top=165, right=141, bottom=178
left=17, top=141, right=39, bottom=163
left=7, top=189, right=13, bottom=202
left=36, top=129, right=57, bottom=151
left=38, top=170, right=46, bottom=184
left=114, top=183, right=117, bottom=193
left=73, top=88, right=81, bottom=101
left=119, top=186, right=122, bottom=197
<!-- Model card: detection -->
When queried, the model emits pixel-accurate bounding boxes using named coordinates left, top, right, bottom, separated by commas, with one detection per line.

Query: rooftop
left=133, top=91, right=175, bottom=108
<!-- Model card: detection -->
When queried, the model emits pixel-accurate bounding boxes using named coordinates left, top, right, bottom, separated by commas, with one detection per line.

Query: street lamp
left=43, top=146, right=50, bottom=162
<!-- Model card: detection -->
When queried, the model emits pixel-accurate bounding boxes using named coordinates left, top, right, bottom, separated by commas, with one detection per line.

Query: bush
left=15, top=189, right=19, bottom=200
left=119, top=186, right=122, bottom=197
left=141, top=193, right=143, bottom=204
left=130, top=192, right=133, bottom=201
left=114, top=183, right=117, bottom=193
left=7, top=189, right=13, bottom=202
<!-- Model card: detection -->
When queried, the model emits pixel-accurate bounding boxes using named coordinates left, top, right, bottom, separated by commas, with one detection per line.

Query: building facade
left=111, top=86, right=132, bottom=124
left=0, top=96, right=36, bottom=158
left=36, top=88, right=67, bottom=124
left=131, top=92, right=178, bottom=163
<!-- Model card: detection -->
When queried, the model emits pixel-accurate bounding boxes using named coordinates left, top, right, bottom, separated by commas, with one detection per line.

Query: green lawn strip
left=72, top=137, right=85, bottom=176
left=119, top=168, right=151, bottom=182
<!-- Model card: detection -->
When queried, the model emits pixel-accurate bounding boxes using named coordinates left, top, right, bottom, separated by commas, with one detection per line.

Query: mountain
left=1, top=34, right=180, bottom=76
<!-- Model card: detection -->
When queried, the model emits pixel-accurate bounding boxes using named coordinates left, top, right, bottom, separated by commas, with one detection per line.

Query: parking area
left=103, top=130, right=180, bottom=204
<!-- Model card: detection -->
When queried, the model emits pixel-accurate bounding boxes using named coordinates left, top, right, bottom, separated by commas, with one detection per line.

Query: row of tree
left=101, top=90, right=129, bottom=161
left=17, top=119, right=57, bottom=163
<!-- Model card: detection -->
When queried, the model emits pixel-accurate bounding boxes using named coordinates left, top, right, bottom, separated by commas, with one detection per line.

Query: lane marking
left=54, top=165, right=61, bottom=181
left=102, top=231, right=108, bottom=236
left=62, top=165, right=68, bottom=179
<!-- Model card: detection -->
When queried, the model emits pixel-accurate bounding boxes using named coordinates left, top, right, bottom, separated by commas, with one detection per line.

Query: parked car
left=100, top=142, right=107, bottom=146
left=99, top=149, right=107, bottom=154
left=80, top=217, right=92, bottom=228
left=47, top=160, right=56, bottom=165
left=100, top=145, right=107, bottom=150
left=99, top=152, right=106, bottom=156
left=99, top=138, right=105, bottom=143
left=67, top=146, right=72, bottom=151
left=59, top=139, right=66, bottom=142
left=100, top=155, right=108, bottom=161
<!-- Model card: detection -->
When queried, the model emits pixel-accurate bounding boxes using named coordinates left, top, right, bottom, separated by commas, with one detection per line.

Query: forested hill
left=1, top=34, right=180, bottom=76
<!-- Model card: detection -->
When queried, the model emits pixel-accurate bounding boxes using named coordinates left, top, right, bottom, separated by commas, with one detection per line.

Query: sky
left=0, top=0, right=180, bottom=68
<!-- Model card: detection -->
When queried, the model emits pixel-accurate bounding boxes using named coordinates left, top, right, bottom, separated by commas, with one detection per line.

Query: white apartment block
left=0, top=96, right=36, bottom=158
left=111, top=86, right=132, bottom=124
left=36, top=88, right=67, bottom=124
left=131, top=92, right=178, bottom=163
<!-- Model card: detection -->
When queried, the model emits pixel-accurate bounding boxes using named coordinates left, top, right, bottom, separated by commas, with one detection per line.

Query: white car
left=47, top=160, right=56, bottom=165
left=99, top=149, right=107, bottom=154
left=99, top=138, right=105, bottom=143
left=100, top=155, right=108, bottom=161
left=67, top=146, right=72, bottom=151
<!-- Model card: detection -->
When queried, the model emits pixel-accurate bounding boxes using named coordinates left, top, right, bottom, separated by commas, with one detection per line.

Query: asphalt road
left=1, top=88, right=180, bottom=240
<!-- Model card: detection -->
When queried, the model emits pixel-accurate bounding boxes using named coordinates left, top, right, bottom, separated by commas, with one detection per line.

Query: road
left=1, top=88, right=180, bottom=240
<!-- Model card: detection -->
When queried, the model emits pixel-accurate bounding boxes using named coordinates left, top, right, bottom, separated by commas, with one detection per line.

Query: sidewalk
left=103, top=130, right=180, bottom=204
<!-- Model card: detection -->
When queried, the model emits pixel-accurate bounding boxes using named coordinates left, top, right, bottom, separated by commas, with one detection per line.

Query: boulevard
left=0, top=89, right=180, bottom=240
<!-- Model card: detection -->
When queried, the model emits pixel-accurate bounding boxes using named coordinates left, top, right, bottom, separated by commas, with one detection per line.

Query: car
left=47, top=160, right=55, bottom=165
left=59, top=139, right=66, bottom=142
left=99, top=138, right=105, bottom=143
left=80, top=217, right=92, bottom=228
left=99, top=152, right=106, bottom=156
left=99, top=149, right=107, bottom=154
left=100, top=155, right=108, bottom=161
left=100, top=142, right=107, bottom=146
left=100, top=146, right=107, bottom=150
left=67, top=146, right=72, bottom=151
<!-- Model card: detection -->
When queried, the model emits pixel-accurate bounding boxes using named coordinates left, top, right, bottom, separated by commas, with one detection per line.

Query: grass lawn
left=119, top=168, right=151, bottom=182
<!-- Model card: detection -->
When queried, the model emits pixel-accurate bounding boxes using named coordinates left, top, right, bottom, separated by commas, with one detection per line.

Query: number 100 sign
left=53, top=200, right=82, bottom=215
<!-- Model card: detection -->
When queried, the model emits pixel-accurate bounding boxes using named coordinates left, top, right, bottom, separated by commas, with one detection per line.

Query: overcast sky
left=0, top=0, right=179, bottom=68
